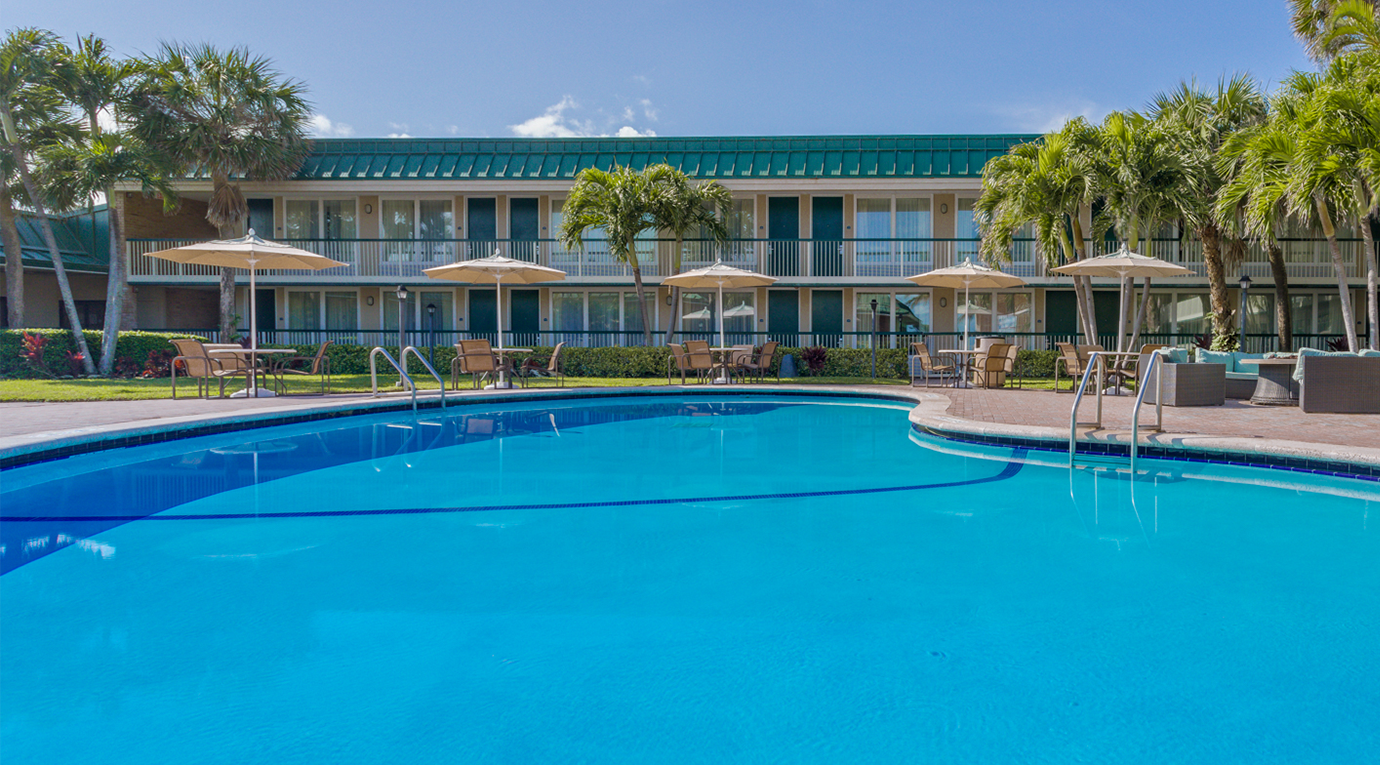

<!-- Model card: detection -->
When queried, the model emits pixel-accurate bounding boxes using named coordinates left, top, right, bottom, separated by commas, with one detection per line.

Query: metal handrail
left=400, top=346, right=446, bottom=410
left=1129, top=350, right=1166, bottom=474
left=1068, top=351, right=1108, bottom=467
left=369, top=347, right=420, bottom=412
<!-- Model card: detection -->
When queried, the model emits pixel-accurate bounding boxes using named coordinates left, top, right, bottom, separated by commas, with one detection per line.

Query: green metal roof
left=0, top=207, right=109, bottom=272
left=294, top=135, right=1039, bottom=181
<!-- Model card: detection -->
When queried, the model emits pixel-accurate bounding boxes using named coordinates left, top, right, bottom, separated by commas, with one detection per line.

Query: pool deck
left=1, top=384, right=1378, bottom=474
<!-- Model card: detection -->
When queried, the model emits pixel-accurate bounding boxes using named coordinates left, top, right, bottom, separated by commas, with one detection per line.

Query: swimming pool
left=2, top=395, right=1377, bottom=763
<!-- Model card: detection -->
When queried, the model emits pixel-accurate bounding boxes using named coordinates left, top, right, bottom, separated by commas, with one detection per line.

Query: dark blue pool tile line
left=3, top=450, right=1026, bottom=524
left=0, top=388, right=921, bottom=471
left=914, top=423, right=1380, bottom=483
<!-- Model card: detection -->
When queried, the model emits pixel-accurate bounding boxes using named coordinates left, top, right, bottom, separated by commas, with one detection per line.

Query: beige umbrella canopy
left=423, top=254, right=566, bottom=346
left=906, top=258, right=1026, bottom=349
left=663, top=261, right=776, bottom=348
left=1052, top=247, right=1193, bottom=351
left=144, top=229, right=346, bottom=397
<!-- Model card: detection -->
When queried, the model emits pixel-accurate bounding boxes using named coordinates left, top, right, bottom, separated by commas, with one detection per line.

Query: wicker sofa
left=1195, top=350, right=1268, bottom=399
left=1298, top=355, right=1380, bottom=413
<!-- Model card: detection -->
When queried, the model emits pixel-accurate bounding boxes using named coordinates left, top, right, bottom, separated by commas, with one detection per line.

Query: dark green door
left=470, top=288, right=496, bottom=340
left=768, top=290, right=799, bottom=345
left=768, top=197, right=799, bottom=276
left=1046, top=290, right=1079, bottom=340
left=509, top=198, right=539, bottom=262
left=510, top=289, right=540, bottom=346
left=246, top=198, right=274, bottom=238
left=468, top=198, right=497, bottom=257
left=811, top=197, right=843, bottom=277
left=1093, top=291, right=1121, bottom=343
left=255, top=288, right=275, bottom=343
left=811, top=289, right=843, bottom=347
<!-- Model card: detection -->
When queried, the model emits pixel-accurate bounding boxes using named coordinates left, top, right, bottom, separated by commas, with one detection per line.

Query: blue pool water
left=2, top=396, right=1377, bottom=764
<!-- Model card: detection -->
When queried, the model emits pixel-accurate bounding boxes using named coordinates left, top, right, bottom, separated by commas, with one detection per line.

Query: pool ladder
left=1068, top=350, right=1166, bottom=473
left=369, top=346, right=446, bottom=413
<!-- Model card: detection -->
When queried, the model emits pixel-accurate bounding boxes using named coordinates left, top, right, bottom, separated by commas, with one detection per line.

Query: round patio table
left=1236, top=358, right=1299, bottom=406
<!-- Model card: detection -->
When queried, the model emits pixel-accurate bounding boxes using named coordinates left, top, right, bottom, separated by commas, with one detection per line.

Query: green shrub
left=0, top=329, right=207, bottom=378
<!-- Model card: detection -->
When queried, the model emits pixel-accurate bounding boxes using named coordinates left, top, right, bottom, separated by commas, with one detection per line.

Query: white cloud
left=616, top=126, right=656, bottom=137
left=632, top=74, right=651, bottom=85
left=509, top=96, right=589, bottom=138
left=993, top=99, right=1103, bottom=133
left=387, top=132, right=412, bottom=138
left=447, top=125, right=460, bottom=135
left=308, top=113, right=355, bottom=138
left=96, top=107, right=119, bottom=132
left=640, top=99, right=658, bottom=121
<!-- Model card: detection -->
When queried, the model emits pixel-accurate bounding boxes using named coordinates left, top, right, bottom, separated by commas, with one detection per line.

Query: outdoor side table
left=1236, top=358, right=1299, bottom=406
left=936, top=349, right=978, bottom=388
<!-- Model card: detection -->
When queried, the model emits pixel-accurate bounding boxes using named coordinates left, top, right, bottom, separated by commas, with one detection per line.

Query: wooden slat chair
left=272, top=341, right=333, bottom=395
left=909, top=342, right=956, bottom=387
left=170, top=338, right=250, bottom=398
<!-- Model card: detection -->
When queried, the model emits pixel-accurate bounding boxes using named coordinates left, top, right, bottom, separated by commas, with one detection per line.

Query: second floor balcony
left=126, top=236, right=1370, bottom=284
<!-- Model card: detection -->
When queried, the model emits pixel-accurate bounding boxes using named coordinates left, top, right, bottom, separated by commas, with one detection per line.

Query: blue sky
left=13, top=0, right=1314, bottom=139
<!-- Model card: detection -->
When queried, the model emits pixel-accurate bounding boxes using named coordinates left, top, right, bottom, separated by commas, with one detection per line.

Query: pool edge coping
left=2, top=385, right=1378, bottom=480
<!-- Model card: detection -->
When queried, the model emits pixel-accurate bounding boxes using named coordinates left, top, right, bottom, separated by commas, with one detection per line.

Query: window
left=1135, top=293, right=1174, bottom=334
left=728, top=199, right=755, bottom=239
left=285, top=200, right=319, bottom=239
left=722, top=292, right=755, bottom=339
left=552, top=292, right=583, bottom=333
left=382, top=291, right=417, bottom=332
left=288, top=292, right=321, bottom=330
left=957, top=291, right=992, bottom=334
left=855, top=292, right=931, bottom=347
left=289, top=291, right=357, bottom=330
left=420, top=291, right=453, bottom=332
left=1175, top=293, right=1210, bottom=336
left=895, top=293, right=931, bottom=335
left=325, top=292, right=355, bottom=330
left=681, top=292, right=714, bottom=335
left=57, top=300, right=105, bottom=330
left=1243, top=293, right=1273, bottom=337
left=589, top=292, right=620, bottom=334
left=285, top=199, right=356, bottom=240
left=382, top=199, right=453, bottom=261
left=995, top=293, right=1032, bottom=333
left=956, top=198, right=979, bottom=259
left=856, top=292, right=892, bottom=332
left=624, top=292, right=655, bottom=336
left=856, top=199, right=891, bottom=261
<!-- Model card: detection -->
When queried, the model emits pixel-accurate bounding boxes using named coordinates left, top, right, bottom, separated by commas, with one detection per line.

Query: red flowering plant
left=19, top=332, right=53, bottom=377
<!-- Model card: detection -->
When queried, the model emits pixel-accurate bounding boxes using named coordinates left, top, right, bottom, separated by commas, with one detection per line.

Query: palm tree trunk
left=1200, top=224, right=1233, bottom=347
left=1064, top=219, right=1097, bottom=342
left=1, top=105, right=96, bottom=374
left=1126, top=277, right=1152, bottom=354
left=665, top=235, right=683, bottom=345
left=1363, top=215, right=1378, bottom=350
left=1315, top=196, right=1360, bottom=351
left=98, top=191, right=125, bottom=375
left=1267, top=242, right=1292, bottom=352
left=0, top=186, right=25, bottom=327
left=630, top=262, right=652, bottom=346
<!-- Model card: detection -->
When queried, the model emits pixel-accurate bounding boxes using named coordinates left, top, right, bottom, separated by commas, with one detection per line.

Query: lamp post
left=395, top=285, right=408, bottom=387
left=1238, top=274, right=1251, bottom=352
left=426, top=303, right=437, bottom=365
left=870, top=298, right=879, bottom=379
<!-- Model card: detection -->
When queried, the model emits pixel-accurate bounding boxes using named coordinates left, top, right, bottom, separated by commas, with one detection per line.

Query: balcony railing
left=127, top=236, right=1369, bottom=282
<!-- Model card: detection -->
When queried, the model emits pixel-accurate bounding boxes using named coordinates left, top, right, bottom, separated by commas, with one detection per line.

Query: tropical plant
left=559, top=164, right=675, bottom=345
left=1149, top=74, right=1269, bottom=349
left=0, top=28, right=96, bottom=373
left=652, top=169, right=732, bottom=344
left=1291, top=0, right=1380, bottom=60
left=127, top=43, right=311, bottom=338
left=976, top=120, right=1100, bottom=342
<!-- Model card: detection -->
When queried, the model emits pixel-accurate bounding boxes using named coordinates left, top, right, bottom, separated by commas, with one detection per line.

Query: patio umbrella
left=144, top=229, right=346, bottom=397
left=423, top=252, right=566, bottom=347
left=905, top=258, right=1026, bottom=350
left=663, top=260, right=777, bottom=349
left=1051, top=247, right=1193, bottom=351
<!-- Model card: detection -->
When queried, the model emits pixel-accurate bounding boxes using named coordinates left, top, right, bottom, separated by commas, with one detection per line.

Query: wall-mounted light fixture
left=939, top=297, right=948, bottom=308
left=364, top=203, right=373, bottom=214
left=940, top=203, right=949, bottom=214
left=665, top=293, right=673, bottom=306
left=366, top=296, right=375, bottom=306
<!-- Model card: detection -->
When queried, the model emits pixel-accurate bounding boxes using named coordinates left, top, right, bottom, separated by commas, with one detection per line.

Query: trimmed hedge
left=1, top=329, right=208, bottom=378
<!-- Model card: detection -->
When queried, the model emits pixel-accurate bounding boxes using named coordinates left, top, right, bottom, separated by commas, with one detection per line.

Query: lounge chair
left=518, top=342, right=566, bottom=387
left=170, top=338, right=251, bottom=398
left=272, top=340, right=333, bottom=395
left=909, top=342, right=956, bottom=387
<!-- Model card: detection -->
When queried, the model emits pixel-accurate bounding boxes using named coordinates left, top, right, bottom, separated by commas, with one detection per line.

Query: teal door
left=255, top=288, right=275, bottom=343
left=470, top=289, right=496, bottom=340
left=768, top=290, right=799, bottom=345
left=246, top=198, right=274, bottom=238
left=811, top=197, right=843, bottom=277
left=509, top=198, right=539, bottom=262
left=468, top=198, right=497, bottom=257
left=1046, top=291, right=1079, bottom=339
left=811, top=290, right=843, bottom=347
left=768, top=197, right=799, bottom=276
left=510, top=289, right=540, bottom=346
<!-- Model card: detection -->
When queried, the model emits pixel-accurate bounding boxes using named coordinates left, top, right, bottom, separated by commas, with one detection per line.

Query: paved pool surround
left=1, top=386, right=1377, bottom=480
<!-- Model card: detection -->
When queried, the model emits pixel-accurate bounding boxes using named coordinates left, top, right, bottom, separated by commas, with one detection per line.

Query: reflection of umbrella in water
left=682, top=307, right=713, bottom=321
left=209, top=440, right=299, bottom=518
left=722, top=303, right=755, bottom=318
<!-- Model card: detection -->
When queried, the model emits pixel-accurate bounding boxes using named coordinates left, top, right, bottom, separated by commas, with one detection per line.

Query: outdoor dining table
left=485, top=347, right=533, bottom=390
left=936, top=349, right=979, bottom=388
left=1236, top=357, right=1300, bottom=406
left=207, top=347, right=296, bottom=398
left=710, top=347, right=745, bottom=385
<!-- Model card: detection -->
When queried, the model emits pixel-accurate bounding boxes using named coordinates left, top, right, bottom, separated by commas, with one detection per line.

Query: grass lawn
left=0, top=374, right=925, bottom=402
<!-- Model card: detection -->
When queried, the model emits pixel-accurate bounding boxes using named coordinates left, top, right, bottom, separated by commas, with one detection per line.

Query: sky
left=10, top=0, right=1316, bottom=139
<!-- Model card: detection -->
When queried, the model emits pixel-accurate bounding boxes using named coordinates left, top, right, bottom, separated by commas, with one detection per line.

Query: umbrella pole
left=248, top=263, right=259, bottom=396
left=718, top=281, right=726, bottom=349
left=495, top=274, right=503, bottom=349
left=963, top=281, right=971, bottom=350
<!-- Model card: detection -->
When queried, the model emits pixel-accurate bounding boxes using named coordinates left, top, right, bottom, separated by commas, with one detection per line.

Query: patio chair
left=739, top=341, right=779, bottom=383
left=518, top=342, right=566, bottom=387
left=272, top=340, right=333, bottom=395
left=170, top=338, right=250, bottom=399
left=1111, top=344, right=1165, bottom=390
left=1000, top=342, right=1023, bottom=388
left=667, top=343, right=695, bottom=384
left=453, top=339, right=507, bottom=390
left=1054, top=342, right=1103, bottom=392
left=970, top=343, right=1012, bottom=388
left=683, top=340, right=715, bottom=383
left=909, top=342, right=956, bottom=387
left=726, top=344, right=755, bottom=383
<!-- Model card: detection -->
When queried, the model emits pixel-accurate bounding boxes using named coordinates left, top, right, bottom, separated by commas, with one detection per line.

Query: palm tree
left=1149, top=75, right=1268, bottom=349
left=559, top=165, right=673, bottom=345
left=1291, top=0, right=1380, bottom=60
left=53, top=34, right=147, bottom=373
left=1280, top=69, right=1362, bottom=351
left=128, top=43, right=311, bottom=339
left=1217, top=117, right=1300, bottom=352
left=977, top=120, right=1100, bottom=343
left=1088, top=111, right=1192, bottom=351
left=0, top=29, right=95, bottom=373
left=652, top=169, right=732, bottom=344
